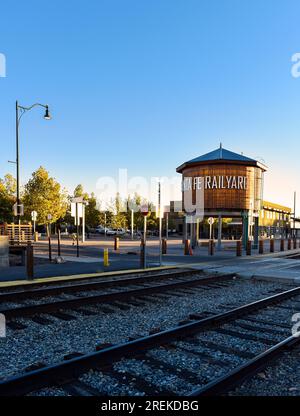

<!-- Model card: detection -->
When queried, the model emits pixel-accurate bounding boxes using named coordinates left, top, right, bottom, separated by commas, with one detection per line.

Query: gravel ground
left=28, top=387, right=71, bottom=396
left=229, top=346, right=300, bottom=396
left=79, top=369, right=145, bottom=396
left=0, top=278, right=297, bottom=385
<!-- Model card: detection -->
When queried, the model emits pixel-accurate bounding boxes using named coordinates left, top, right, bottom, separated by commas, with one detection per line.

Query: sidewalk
left=35, top=254, right=115, bottom=263
left=0, top=258, right=142, bottom=282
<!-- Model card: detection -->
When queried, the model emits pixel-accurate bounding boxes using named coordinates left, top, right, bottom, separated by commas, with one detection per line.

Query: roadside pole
left=31, top=211, right=37, bottom=234
left=141, top=204, right=149, bottom=268
left=208, top=217, right=214, bottom=240
left=143, top=215, right=147, bottom=267
left=76, top=202, right=79, bottom=258
left=294, top=191, right=297, bottom=238
left=57, top=226, right=61, bottom=257
left=131, top=209, right=134, bottom=240
left=47, top=214, right=52, bottom=262
left=71, top=197, right=83, bottom=257
left=82, top=203, right=85, bottom=243
left=48, top=225, right=52, bottom=262
left=208, top=216, right=215, bottom=256
left=166, top=212, right=169, bottom=240
left=158, top=181, right=162, bottom=266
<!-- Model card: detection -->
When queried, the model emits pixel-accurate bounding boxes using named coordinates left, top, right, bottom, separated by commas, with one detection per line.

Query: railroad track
left=0, top=270, right=235, bottom=322
left=1, top=267, right=188, bottom=292
left=1, top=284, right=300, bottom=396
left=0, top=268, right=224, bottom=300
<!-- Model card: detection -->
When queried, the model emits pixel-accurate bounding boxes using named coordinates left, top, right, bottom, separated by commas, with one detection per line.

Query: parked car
left=106, top=228, right=126, bottom=236
left=106, top=228, right=116, bottom=236
left=94, top=226, right=105, bottom=234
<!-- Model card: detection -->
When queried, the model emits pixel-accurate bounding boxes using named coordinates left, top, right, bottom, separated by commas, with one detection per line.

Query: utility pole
left=57, top=226, right=61, bottom=257
left=166, top=212, right=169, bottom=239
left=158, top=181, right=162, bottom=266
left=47, top=214, right=52, bottom=262
left=82, top=203, right=85, bottom=243
left=294, top=191, right=297, bottom=237
left=141, top=204, right=149, bottom=268
left=16, top=101, right=20, bottom=225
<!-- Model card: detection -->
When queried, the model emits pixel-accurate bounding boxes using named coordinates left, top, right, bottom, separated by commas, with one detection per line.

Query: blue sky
left=0, top=0, right=299, bottom=210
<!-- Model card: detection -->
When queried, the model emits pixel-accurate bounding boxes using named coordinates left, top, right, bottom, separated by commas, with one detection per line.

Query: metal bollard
left=270, top=238, right=274, bottom=253
left=236, top=240, right=242, bottom=256
left=208, top=239, right=214, bottom=256
left=26, top=241, right=34, bottom=280
left=246, top=240, right=252, bottom=256
left=184, top=239, right=191, bottom=255
left=103, top=248, right=109, bottom=266
left=280, top=239, right=285, bottom=252
left=162, top=238, right=167, bottom=255
left=293, top=238, right=297, bottom=250
left=259, top=239, right=264, bottom=254
left=34, top=232, right=39, bottom=242
left=288, top=239, right=292, bottom=250
left=114, top=236, right=119, bottom=251
left=140, top=240, right=146, bottom=268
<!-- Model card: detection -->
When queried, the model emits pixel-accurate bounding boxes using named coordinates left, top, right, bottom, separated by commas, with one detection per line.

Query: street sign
left=71, top=197, right=84, bottom=203
left=31, top=211, right=37, bottom=221
left=141, top=204, right=149, bottom=216
left=13, top=203, right=24, bottom=216
left=208, top=217, right=215, bottom=240
left=71, top=202, right=83, bottom=218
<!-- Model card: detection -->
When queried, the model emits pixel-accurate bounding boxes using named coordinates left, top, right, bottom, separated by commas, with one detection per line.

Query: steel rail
left=2, top=267, right=185, bottom=292
left=0, top=284, right=300, bottom=396
left=0, top=273, right=235, bottom=319
left=189, top=334, right=300, bottom=396
left=0, top=269, right=214, bottom=302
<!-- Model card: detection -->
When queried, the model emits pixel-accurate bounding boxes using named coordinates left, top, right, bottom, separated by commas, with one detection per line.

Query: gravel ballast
left=229, top=346, right=300, bottom=396
left=0, top=278, right=297, bottom=388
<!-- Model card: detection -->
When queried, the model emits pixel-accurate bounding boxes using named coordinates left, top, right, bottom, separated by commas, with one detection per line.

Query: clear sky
left=0, top=0, right=299, bottom=212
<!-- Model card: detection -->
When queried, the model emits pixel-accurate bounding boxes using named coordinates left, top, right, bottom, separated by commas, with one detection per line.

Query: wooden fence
left=0, top=223, right=33, bottom=244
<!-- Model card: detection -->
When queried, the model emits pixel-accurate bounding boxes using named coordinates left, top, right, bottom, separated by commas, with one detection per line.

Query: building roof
left=262, top=200, right=291, bottom=213
left=176, top=144, right=267, bottom=173
left=187, top=147, right=256, bottom=164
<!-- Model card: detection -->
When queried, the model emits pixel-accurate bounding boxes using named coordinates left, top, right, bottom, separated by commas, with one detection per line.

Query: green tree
left=85, top=193, right=101, bottom=228
left=109, top=193, right=128, bottom=229
left=71, top=186, right=102, bottom=228
left=125, top=193, right=158, bottom=231
left=2, top=174, right=16, bottom=197
left=0, top=174, right=16, bottom=223
left=23, top=166, right=68, bottom=224
left=73, top=184, right=89, bottom=201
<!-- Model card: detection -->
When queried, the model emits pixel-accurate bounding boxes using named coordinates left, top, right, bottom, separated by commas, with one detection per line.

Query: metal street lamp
left=15, top=101, right=51, bottom=223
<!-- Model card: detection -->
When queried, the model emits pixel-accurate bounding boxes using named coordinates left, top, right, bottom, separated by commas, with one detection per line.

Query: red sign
left=141, top=204, right=149, bottom=216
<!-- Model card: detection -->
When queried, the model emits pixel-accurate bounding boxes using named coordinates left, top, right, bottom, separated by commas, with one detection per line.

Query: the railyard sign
left=182, top=175, right=248, bottom=191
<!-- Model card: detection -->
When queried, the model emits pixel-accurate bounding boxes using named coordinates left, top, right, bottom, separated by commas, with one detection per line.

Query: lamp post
left=15, top=101, right=51, bottom=223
